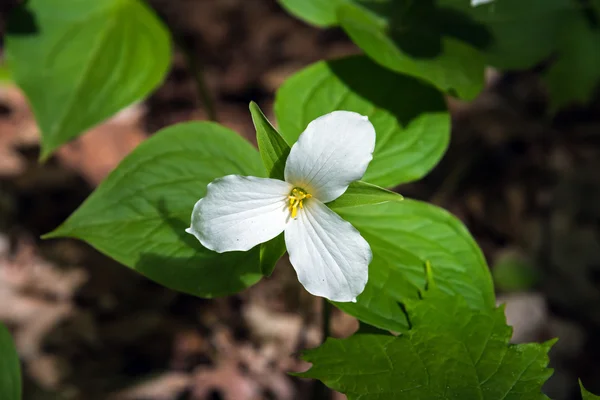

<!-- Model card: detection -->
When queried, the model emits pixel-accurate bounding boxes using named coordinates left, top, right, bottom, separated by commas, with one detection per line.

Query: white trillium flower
left=186, top=111, right=375, bottom=302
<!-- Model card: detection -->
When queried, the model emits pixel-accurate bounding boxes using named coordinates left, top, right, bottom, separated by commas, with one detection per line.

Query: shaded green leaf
left=0, top=323, right=21, bottom=400
left=337, top=2, right=485, bottom=99
left=275, top=55, right=450, bottom=188
left=5, top=0, right=171, bottom=159
left=440, top=0, right=575, bottom=69
left=250, top=101, right=290, bottom=180
left=581, top=380, right=600, bottom=400
left=334, top=199, right=494, bottom=331
left=327, top=181, right=403, bottom=210
left=300, top=289, right=555, bottom=400
left=44, top=122, right=265, bottom=297
left=543, top=12, right=600, bottom=109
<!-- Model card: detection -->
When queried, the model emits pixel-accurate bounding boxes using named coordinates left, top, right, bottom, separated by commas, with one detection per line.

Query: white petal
left=284, top=198, right=371, bottom=302
left=186, top=175, right=292, bottom=253
left=284, top=111, right=376, bottom=203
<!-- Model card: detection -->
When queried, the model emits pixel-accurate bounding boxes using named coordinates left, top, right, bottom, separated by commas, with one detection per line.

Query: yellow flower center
left=288, top=187, right=312, bottom=218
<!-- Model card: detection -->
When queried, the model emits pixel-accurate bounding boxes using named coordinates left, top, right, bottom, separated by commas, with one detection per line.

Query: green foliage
left=581, top=381, right=600, bottom=400
left=440, top=0, right=575, bottom=69
left=299, top=289, right=555, bottom=400
left=334, top=200, right=495, bottom=331
left=250, top=101, right=290, bottom=180
left=327, top=181, right=403, bottom=210
left=337, top=1, right=486, bottom=100
left=543, top=11, right=600, bottom=110
left=275, top=55, right=450, bottom=188
left=5, top=0, right=171, bottom=159
left=0, top=323, right=21, bottom=400
left=493, top=254, right=539, bottom=292
left=277, top=0, right=346, bottom=27
left=44, top=122, right=265, bottom=297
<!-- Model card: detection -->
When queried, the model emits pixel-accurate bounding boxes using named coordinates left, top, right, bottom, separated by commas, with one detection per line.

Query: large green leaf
left=334, top=199, right=494, bottom=331
left=543, top=12, right=600, bottom=109
left=5, top=0, right=171, bottom=159
left=337, top=2, right=485, bottom=100
left=0, top=323, right=21, bottom=400
left=275, top=56, right=450, bottom=188
left=44, top=122, right=265, bottom=297
left=300, top=289, right=555, bottom=399
left=440, top=0, right=575, bottom=69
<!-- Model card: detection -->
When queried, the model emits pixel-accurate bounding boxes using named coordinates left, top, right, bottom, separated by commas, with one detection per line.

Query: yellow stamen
left=288, top=187, right=311, bottom=218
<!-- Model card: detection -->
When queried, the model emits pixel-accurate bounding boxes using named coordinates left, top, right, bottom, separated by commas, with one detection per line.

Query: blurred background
left=0, top=0, right=599, bottom=399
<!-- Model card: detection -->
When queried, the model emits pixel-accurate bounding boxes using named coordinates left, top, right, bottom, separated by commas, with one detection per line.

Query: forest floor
left=1, top=1, right=600, bottom=399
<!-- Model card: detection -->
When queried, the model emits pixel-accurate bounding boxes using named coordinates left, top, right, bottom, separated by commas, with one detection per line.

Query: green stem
left=178, top=37, right=217, bottom=122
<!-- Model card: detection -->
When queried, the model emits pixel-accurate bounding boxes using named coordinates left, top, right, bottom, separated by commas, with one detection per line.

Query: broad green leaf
left=300, top=289, right=555, bottom=400
left=440, top=0, right=575, bottom=69
left=275, top=55, right=450, bottom=188
left=334, top=199, right=494, bottom=331
left=543, top=12, right=600, bottom=109
left=337, top=2, right=485, bottom=100
left=5, top=0, right=171, bottom=159
left=327, top=181, right=403, bottom=210
left=0, top=323, right=21, bottom=400
left=259, top=234, right=286, bottom=277
left=581, top=381, right=600, bottom=400
left=44, top=122, right=265, bottom=297
left=0, top=64, right=12, bottom=85
left=277, top=0, right=348, bottom=27
left=250, top=101, right=290, bottom=180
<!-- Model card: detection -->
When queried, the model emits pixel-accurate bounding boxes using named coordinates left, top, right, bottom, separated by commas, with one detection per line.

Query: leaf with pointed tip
left=327, top=181, right=403, bottom=210
left=5, top=0, right=171, bottom=159
left=44, top=122, right=266, bottom=297
left=300, top=289, right=555, bottom=400
left=250, top=101, right=290, bottom=180
left=582, top=381, right=600, bottom=400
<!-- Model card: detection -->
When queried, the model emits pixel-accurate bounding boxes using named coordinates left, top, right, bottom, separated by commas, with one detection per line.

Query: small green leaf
left=581, top=380, right=600, bottom=400
left=250, top=101, right=290, bottom=180
left=44, top=122, right=265, bottom=297
left=334, top=199, right=495, bottom=332
left=0, top=323, right=21, bottom=400
left=543, top=12, right=600, bottom=109
left=300, top=289, right=555, bottom=400
left=260, top=233, right=286, bottom=277
left=337, top=2, right=485, bottom=100
left=327, top=181, right=403, bottom=210
left=275, top=55, right=450, bottom=188
left=277, top=0, right=348, bottom=27
left=5, top=0, right=171, bottom=159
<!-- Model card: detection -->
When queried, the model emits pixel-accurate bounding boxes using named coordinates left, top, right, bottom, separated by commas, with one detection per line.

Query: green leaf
left=5, top=0, right=171, bottom=159
left=327, top=181, right=403, bottom=210
left=300, top=289, right=555, bottom=400
left=275, top=55, right=450, bottom=188
left=259, top=233, right=286, bottom=277
left=277, top=0, right=348, bottom=27
left=337, top=2, right=485, bottom=100
left=250, top=101, right=290, bottom=180
left=440, top=0, right=575, bottom=69
left=581, top=380, right=600, bottom=400
left=334, top=199, right=495, bottom=331
left=543, top=12, right=600, bottom=109
left=44, top=122, right=265, bottom=297
left=0, top=323, right=21, bottom=400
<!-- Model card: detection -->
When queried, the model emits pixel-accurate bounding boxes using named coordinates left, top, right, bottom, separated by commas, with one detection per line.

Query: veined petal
left=284, top=198, right=371, bottom=302
left=186, top=175, right=292, bottom=253
left=284, top=111, right=376, bottom=203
